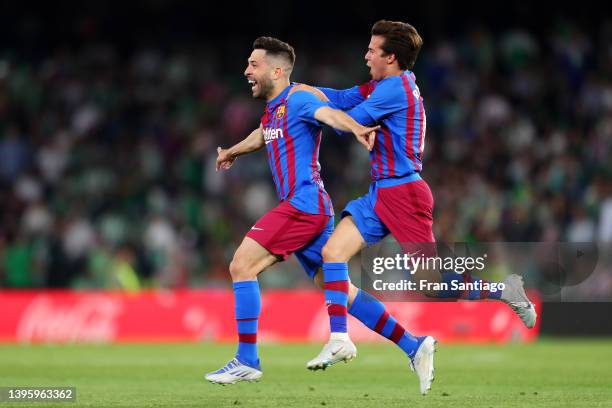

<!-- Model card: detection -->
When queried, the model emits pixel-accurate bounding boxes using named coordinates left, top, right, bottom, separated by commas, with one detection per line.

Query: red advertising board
left=0, top=290, right=540, bottom=343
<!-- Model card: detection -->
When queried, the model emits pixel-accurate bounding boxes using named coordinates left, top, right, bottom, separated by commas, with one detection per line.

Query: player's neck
left=266, top=79, right=291, bottom=102
left=382, top=66, right=404, bottom=79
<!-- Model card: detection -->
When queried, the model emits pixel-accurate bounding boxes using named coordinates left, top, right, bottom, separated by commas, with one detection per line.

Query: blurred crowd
left=1, top=20, right=611, bottom=292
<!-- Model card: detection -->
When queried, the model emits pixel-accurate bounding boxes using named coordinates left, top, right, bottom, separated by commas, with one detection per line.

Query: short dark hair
left=371, top=20, right=423, bottom=70
left=253, top=36, right=296, bottom=68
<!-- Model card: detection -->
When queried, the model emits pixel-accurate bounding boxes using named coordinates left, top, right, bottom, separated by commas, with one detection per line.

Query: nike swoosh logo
left=251, top=227, right=264, bottom=231
left=331, top=347, right=342, bottom=356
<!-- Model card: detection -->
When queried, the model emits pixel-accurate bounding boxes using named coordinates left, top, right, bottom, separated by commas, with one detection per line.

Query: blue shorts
left=341, top=173, right=435, bottom=250
left=341, top=184, right=389, bottom=245
left=294, top=217, right=335, bottom=279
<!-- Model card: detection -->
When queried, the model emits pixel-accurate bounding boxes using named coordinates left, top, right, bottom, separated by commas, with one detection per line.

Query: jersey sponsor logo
left=263, top=128, right=284, bottom=144
left=276, top=105, right=286, bottom=119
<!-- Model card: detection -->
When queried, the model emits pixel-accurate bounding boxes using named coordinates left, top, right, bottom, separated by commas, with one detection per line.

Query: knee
left=322, top=242, right=348, bottom=263
left=229, top=256, right=255, bottom=282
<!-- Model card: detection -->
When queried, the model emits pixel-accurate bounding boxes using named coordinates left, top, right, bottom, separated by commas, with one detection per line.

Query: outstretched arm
left=292, top=83, right=369, bottom=111
left=346, top=77, right=407, bottom=126
left=314, top=106, right=378, bottom=151
left=316, top=86, right=367, bottom=110
left=216, top=125, right=264, bottom=171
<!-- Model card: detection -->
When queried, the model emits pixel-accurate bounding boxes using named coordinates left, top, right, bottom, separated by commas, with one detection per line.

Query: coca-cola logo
left=16, top=295, right=122, bottom=342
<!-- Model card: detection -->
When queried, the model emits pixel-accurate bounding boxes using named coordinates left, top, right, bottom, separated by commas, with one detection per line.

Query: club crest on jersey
left=276, top=105, right=286, bottom=119
left=263, top=127, right=284, bottom=144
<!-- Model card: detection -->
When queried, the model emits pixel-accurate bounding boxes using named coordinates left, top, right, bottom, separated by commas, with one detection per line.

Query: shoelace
left=221, top=359, right=239, bottom=372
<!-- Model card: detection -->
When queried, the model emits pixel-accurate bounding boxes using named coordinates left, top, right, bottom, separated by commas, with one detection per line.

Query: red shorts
left=342, top=176, right=436, bottom=256
left=375, top=179, right=436, bottom=256
left=246, top=201, right=333, bottom=261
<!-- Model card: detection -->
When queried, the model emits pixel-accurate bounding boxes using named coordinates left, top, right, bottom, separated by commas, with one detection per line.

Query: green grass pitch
left=1, top=340, right=611, bottom=407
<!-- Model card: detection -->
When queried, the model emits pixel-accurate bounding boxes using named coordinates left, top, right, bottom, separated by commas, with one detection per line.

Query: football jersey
left=261, top=84, right=334, bottom=216
left=319, top=71, right=426, bottom=181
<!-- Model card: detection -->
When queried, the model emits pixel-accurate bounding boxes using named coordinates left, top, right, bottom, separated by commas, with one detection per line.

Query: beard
left=254, top=76, right=274, bottom=100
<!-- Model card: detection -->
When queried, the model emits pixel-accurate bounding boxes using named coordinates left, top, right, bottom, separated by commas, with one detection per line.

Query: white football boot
left=410, top=336, right=437, bottom=395
left=500, top=274, right=537, bottom=328
left=205, top=358, right=262, bottom=385
left=306, top=334, right=357, bottom=370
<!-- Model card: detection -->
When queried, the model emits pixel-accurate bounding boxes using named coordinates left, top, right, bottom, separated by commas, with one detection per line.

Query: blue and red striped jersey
left=318, top=71, right=426, bottom=182
left=260, top=84, right=334, bottom=216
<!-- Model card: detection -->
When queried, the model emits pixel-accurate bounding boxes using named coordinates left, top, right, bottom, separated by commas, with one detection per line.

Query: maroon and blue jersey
left=319, top=70, right=426, bottom=182
left=261, top=84, right=334, bottom=216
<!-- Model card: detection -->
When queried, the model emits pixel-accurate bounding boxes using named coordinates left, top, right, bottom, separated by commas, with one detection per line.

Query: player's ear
left=386, top=53, right=397, bottom=65
left=274, top=67, right=287, bottom=78
left=272, top=66, right=283, bottom=80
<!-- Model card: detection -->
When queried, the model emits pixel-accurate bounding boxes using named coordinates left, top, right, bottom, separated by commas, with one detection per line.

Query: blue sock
left=323, top=262, right=349, bottom=334
left=233, top=280, right=261, bottom=369
left=438, top=272, right=502, bottom=300
left=349, top=289, right=420, bottom=359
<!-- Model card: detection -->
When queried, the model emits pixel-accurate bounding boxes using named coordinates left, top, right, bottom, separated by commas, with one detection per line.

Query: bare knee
left=322, top=242, right=350, bottom=263
left=229, top=256, right=256, bottom=282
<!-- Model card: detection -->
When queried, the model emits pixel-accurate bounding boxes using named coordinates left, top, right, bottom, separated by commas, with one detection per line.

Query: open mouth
left=248, top=79, right=258, bottom=92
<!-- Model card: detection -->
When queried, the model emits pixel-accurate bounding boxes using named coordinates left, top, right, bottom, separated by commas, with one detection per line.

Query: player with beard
left=205, top=36, right=378, bottom=385
left=239, top=21, right=537, bottom=396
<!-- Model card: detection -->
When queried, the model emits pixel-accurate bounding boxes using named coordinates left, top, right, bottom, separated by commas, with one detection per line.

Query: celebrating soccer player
left=303, top=20, right=537, bottom=394
left=205, top=37, right=378, bottom=385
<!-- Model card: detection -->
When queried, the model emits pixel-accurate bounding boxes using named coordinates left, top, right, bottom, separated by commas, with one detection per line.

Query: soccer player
left=304, top=20, right=537, bottom=394
left=204, top=37, right=378, bottom=385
